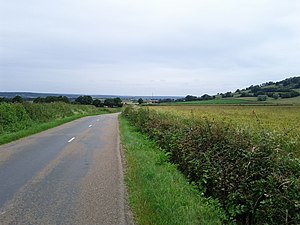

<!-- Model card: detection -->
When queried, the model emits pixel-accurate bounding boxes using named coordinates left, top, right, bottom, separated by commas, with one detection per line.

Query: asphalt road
left=0, top=113, right=132, bottom=225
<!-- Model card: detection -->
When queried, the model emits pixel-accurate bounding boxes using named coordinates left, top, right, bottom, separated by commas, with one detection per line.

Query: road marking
left=89, top=125, right=93, bottom=128
left=97, top=119, right=99, bottom=121
left=68, top=137, right=75, bottom=143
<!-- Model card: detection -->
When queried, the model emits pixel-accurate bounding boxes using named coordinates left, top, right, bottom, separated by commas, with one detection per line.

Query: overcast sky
left=1, top=0, right=300, bottom=96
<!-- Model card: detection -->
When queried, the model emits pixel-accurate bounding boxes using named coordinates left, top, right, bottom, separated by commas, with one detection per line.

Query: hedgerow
left=0, top=102, right=102, bottom=135
left=123, top=106, right=300, bottom=224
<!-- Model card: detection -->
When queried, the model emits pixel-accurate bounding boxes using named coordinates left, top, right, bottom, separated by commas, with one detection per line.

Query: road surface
left=0, top=113, right=132, bottom=225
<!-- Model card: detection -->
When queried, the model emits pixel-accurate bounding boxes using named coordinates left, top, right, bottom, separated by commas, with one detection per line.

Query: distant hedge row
left=123, top=106, right=300, bottom=224
left=0, top=102, right=102, bottom=135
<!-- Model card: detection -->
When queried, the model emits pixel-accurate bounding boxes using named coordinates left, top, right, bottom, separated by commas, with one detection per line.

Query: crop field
left=268, top=95, right=300, bottom=105
left=160, top=95, right=300, bottom=106
left=162, top=98, right=257, bottom=105
left=150, top=105, right=300, bottom=138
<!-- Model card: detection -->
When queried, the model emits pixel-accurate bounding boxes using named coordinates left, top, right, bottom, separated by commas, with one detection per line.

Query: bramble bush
left=0, top=103, right=31, bottom=133
left=123, top=106, right=300, bottom=224
left=0, top=102, right=101, bottom=135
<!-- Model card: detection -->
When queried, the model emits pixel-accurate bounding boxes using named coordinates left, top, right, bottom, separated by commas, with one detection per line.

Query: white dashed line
left=68, top=137, right=75, bottom=143
left=97, top=119, right=99, bottom=121
left=89, top=125, right=93, bottom=128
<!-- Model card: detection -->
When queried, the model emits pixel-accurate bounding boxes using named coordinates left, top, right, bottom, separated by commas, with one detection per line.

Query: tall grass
left=151, top=105, right=300, bottom=138
left=123, top=106, right=300, bottom=224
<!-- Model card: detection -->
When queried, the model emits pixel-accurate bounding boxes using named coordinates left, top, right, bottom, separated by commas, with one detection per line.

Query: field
left=160, top=96, right=300, bottom=106
left=163, top=98, right=257, bottom=105
left=150, top=105, right=300, bottom=138
left=268, top=96, right=300, bottom=105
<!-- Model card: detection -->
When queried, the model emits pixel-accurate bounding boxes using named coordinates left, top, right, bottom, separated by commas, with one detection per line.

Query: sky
left=1, top=0, right=300, bottom=96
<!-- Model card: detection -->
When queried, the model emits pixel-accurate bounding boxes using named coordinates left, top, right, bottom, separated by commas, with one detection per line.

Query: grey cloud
left=1, top=0, right=300, bottom=95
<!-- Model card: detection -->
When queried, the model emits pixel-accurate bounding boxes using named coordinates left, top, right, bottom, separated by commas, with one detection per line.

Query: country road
left=0, top=113, right=132, bottom=225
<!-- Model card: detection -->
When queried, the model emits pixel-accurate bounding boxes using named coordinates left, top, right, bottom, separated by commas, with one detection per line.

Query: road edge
left=117, top=114, right=136, bottom=225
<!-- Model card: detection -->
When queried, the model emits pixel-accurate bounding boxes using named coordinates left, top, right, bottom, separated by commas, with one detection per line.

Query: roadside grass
left=0, top=110, right=114, bottom=145
left=119, top=117, right=223, bottom=225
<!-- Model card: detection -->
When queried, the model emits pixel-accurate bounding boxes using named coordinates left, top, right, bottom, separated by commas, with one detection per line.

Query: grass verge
left=0, top=112, right=107, bottom=145
left=119, top=117, right=224, bottom=225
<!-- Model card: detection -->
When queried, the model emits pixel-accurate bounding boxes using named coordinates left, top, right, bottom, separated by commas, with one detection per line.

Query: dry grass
left=150, top=105, right=300, bottom=137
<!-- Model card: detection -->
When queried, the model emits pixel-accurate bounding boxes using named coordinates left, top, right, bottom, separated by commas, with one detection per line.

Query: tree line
left=0, top=95, right=123, bottom=108
left=237, top=76, right=300, bottom=99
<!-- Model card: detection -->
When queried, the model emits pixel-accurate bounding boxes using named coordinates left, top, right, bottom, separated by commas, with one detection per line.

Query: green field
left=162, top=98, right=258, bottom=105
left=159, top=96, right=300, bottom=106
left=268, top=96, right=300, bottom=105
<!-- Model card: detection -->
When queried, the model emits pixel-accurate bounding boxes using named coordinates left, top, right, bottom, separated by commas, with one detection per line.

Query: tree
left=34, top=97, right=45, bottom=103
left=34, top=96, right=70, bottom=103
left=250, top=85, right=261, bottom=93
left=93, top=99, right=103, bottom=107
left=12, top=95, right=24, bottom=103
left=103, top=98, right=123, bottom=107
left=200, top=94, right=213, bottom=101
left=75, top=95, right=93, bottom=105
left=45, top=96, right=56, bottom=103
left=222, top=92, right=233, bottom=98
left=104, top=99, right=114, bottom=107
left=0, top=97, right=10, bottom=103
left=57, top=96, right=70, bottom=103
left=240, top=93, right=248, bottom=97
left=257, top=95, right=268, bottom=101
left=138, top=98, right=144, bottom=104
left=113, top=98, right=123, bottom=107
left=272, top=93, right=279, bottom=99
left=185, top=95, right=198, bottom=101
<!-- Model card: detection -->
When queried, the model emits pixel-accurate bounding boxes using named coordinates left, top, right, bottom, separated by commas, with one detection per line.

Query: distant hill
left=0, top=92, right=182, bottom=101
left=179, top=76, right=300, bottom=105
left=2, top=76, right=299, bottom=103
left=0, top=92, right=80, bottom=100
left=236, top=76, right=300, bottom=99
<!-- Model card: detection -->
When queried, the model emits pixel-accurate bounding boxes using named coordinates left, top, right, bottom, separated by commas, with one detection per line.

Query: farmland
left=162, top=98, right=257, bottom=105
left=150, top=105, right=300, bottom=138
left=159, top=96, right=300, bottom=106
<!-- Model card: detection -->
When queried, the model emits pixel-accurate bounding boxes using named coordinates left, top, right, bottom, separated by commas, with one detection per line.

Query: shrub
left=0, top=102, right=100, bottom=135
left=0, top=103, right=32, bottom=133
left=257, top=95, right=268, bottom=101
